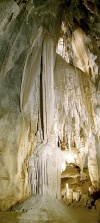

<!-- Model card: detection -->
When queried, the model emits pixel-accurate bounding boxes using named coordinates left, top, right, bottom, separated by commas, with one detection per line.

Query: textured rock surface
left=54, top=54, right=100, bottom=188
left=0, top=0, right=63, bottom=210
left=28, top=138, right=62, bottom=198
left=0, top=0, right=100, bottom=211
left=72, top=28, right=100, bottom=83
left=0, top=0, right=42, bottom=210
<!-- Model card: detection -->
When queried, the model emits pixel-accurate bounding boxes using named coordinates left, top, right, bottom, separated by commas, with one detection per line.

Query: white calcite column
left=42, top=35, right=55, bottom=140
left=28, top=136, right=62, bottom=199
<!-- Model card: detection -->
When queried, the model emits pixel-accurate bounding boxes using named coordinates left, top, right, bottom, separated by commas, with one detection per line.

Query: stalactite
left=42, top=35, right=55, bottom=140
left=54, top=54, right=100, bottom=187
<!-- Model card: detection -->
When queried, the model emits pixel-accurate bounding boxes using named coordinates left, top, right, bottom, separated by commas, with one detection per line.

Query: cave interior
left=0, top=0, right=100, bottom=222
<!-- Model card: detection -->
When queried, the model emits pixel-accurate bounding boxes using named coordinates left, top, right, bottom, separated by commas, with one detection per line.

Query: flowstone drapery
left=28, top=137, right=62, bottom=199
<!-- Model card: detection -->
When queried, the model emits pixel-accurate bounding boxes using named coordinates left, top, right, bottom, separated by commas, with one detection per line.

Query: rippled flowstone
left=0, top=195, right=99, bottom=223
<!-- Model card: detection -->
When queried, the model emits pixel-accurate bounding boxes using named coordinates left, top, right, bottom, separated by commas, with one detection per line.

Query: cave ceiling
left=13, top=0, right=100, bottom=39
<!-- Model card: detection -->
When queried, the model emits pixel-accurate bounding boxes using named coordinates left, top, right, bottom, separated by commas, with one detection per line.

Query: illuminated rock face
left=0, top=0, right=100, bottom=211
left=72, top=28, right=100, bottom=83
left=57, top=25, right=100, bottom=85
left=54, top=54, right=100, bottom=188
left=0, top=0, right=42, bottom=210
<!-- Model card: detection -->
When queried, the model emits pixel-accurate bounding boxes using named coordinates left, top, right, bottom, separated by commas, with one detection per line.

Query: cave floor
left=0, top=195, right=100, bottom=223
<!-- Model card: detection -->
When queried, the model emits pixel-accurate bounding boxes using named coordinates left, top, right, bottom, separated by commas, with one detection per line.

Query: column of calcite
left=28, top=139, right=62, bottom=199
left=42, top=35, right=55, bottom=140
left=88, top=130, right=99, bottom=188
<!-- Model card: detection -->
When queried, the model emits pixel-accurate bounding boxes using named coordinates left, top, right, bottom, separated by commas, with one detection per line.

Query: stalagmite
left=28, top=135, right=62, bottom=199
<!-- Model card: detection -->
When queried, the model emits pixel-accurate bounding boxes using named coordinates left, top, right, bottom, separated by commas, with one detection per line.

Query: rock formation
left=28, top=136, right=62, bottom=198
left=0, top=0, right=100, bottom=211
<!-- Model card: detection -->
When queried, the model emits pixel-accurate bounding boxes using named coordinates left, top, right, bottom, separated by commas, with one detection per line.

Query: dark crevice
left=40, top=51, right=44, bottom=140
